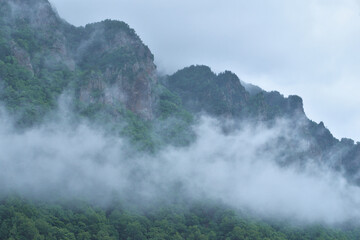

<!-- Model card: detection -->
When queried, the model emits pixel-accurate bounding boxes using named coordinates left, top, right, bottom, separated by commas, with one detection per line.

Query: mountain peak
left=0, top=0, right=157, bottom=121
left=0, top=0, right=359, bottom=185
left=1, top=0, right=61, bottom=27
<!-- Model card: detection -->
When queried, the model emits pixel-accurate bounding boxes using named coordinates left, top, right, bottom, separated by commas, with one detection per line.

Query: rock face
left=166, top=65, right=360, bottom=184
left=166, top=65, right=304, bottom=120
left=74, top=20, right=157, bottom=119
left=0, top=0, right=157, bottom=120
left=10, top=41, right=33, bottom=73
left=1, top=0, right=360, bottom=184
left=166, top=66, right=249, bottom=117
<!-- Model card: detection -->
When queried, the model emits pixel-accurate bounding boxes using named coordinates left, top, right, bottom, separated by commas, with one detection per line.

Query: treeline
left=0, top=197, right=358, bottom=240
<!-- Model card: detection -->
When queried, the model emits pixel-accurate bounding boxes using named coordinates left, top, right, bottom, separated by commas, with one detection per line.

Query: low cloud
left=0, top=107, right=359, bottom=225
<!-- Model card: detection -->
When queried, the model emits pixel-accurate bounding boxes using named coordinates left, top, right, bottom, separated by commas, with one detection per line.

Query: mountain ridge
left=2, top=1, right=360, bottom=239
left=0, top=0, right=359, bottom=183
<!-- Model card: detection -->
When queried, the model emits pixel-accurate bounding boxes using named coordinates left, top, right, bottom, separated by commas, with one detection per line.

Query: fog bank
left=0, top=110, right=359, bottom=224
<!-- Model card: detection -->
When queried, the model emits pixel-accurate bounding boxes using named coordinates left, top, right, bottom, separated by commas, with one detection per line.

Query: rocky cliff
left=73, top=20, right=157, bottom=120
left=0, top=0, right=157, bottom=122
left=0, top=0, right=359, bottom=184
left=165, top=65, right=360, bottom=183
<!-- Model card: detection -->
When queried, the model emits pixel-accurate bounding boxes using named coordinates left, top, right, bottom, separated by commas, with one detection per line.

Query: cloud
left=1, top=107, right=360, bottom=224
left=2, top=0, right=360, bottom=224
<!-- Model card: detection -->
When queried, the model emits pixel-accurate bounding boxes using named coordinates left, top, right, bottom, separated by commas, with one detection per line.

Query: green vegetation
left=154, top=87, right=194, bottom=147
left=0, top=6, right=73, bottom=127
left=167, top=65, right=227, bottom=115
left=12, top=19, right=40, bottom=56
left=0, top=197, right=358, bottom=240
left=167, top=66, right=250, bottom=117
left=0, top=57, right=71, bottom=126
left=1, top=0, right=360, bottom=239
left=79, top=45, right=137, bottom=72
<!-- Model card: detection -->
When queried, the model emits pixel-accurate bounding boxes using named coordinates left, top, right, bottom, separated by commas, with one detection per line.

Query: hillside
left=0, top=0, right=360, bottom=239
left=1, top=0, right=359, bottom=179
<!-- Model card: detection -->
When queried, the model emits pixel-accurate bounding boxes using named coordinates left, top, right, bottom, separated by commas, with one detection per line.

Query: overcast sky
left=50, top=0, right=360, bottom=141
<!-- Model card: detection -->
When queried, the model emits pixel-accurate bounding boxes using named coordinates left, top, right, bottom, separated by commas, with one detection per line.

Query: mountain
left=165, top=65, right=360, bottom=183
left=1, top=0, right=359, bottom=181
left=0, top=0, right=156, bottom=125
left=166, top=65, right=304, bottom=119
left=2, top=0, right=360, bottom=239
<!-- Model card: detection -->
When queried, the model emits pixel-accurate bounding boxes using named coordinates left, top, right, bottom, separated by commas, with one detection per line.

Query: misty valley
left=1, top=0, right=360, bottom=239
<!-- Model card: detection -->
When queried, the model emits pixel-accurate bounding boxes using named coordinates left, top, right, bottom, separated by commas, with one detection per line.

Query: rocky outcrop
left=10, top=41, right=33, bottom=73
left=1, top=0, right=359, bottom=183
left=166, top=65, right=360, bottom=183
left=166, top=65, right=248, bottom=117
left=75, top=20, right=157, bottom=119
left=1, top=0, right=157, bottom=120
left=166, top=65, right=304, bottom=120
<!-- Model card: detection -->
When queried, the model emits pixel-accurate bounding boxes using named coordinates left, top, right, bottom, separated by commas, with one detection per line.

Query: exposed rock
left=75, top=20, right=157, bottom=119
left=10, top=41, right=33, bottom=73
left=1, top=0, right=359, bottom=184
left=1, top=0, right=157, bottom=120
left=166, top=65, right=248, bottom=117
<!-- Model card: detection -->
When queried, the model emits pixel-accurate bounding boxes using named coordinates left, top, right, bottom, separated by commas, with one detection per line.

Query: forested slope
left=1, top=0, right=360, bottom=239
left=1, top=197, right=359, bottom=240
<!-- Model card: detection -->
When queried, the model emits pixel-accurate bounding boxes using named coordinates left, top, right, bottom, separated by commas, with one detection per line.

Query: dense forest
left=1, top=0, right=360, bottom=239
left=1, top=197, right=360, bottom=240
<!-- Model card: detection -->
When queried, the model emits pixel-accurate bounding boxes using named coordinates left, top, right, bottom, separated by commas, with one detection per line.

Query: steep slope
left=71, top=20, right=157, bottom=120
left=2, top=0, right=360, bottom=238
left=166, top=65, right=304, bottom=120
left=166, top=65, right=360, bottom=183
left=0, top=0, right=73, bottom=126
left=0, top=0, right=359, bottom=183
left=166, top=66, right=249, bottom=117
left=0, top=0, right=157, bottom=127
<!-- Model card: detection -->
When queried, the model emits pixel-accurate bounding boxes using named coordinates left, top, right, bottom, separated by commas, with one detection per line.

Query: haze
left=1, top=104, right=360, bottom=224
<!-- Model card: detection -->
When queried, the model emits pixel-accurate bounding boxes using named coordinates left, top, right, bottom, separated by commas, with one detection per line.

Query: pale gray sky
left=50, top=0, right=360, bottom=141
